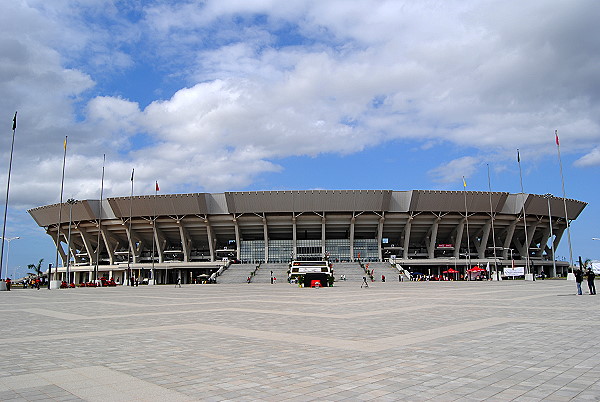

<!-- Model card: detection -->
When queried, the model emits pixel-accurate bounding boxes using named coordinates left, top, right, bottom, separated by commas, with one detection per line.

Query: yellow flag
left=63, top=136, right=67, bottom=151
left=462, top=176, right=467, bottom=188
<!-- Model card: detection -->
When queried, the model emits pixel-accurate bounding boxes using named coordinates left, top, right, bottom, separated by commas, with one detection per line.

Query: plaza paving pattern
left=0, top=280, right=598, bottom=401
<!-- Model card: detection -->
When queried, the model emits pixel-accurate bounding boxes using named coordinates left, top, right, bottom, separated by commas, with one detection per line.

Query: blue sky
left=1, top=0, right=599, bottom=278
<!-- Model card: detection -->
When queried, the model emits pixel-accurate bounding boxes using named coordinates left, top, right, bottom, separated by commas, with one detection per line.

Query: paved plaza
left=0, top=280, right=598, bottom=401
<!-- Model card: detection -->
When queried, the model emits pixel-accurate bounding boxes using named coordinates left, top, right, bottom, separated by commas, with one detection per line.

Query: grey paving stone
left=1, top=281, right=599, bottom=401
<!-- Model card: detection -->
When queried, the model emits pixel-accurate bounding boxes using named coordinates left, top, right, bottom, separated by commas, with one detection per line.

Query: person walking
left=361, top=276, right=369, bottom=288
left=574, top=269, right=584, bottom=295
left=5, top=278, right=11, bottom=291
left=176, top=277, right=181, bottom=288
left=586, top=268, right=596, bottom=295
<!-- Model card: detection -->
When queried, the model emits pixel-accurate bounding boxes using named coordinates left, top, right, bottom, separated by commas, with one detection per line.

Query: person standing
left=361, top=276, right=369, bottom=288
left=176, top=277, right=181, bottom=288
left=5, top=278, right=11, bottom=291
left=574, top=269, right=584, bottom=295
left=586, top=268, right=596, bottom=295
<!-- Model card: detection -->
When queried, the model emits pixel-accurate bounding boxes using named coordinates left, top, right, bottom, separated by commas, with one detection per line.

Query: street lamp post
left=1, top=236, right=20, bottom=280
left=544, top=194, right=557, bottom=277
left=66, top=198, right=78, bottom=284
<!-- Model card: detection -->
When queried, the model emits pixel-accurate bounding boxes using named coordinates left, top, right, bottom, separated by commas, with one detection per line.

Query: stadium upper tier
left=29, top=190, right=586, bottom=274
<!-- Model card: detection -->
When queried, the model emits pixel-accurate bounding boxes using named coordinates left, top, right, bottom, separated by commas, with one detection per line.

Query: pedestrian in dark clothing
left=574, top=269, right=584, bottom=295
left=361, top=276, right=369, bottom=288
left=5, top=278, right=11, bottom=291
left=586, top=268, right=596, bottom=295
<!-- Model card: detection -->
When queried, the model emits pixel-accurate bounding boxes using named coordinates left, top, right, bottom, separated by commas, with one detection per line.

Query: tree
left=27, top=258, right=44, bottom=277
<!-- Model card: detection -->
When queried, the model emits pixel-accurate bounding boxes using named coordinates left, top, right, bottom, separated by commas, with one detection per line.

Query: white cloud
left=575, top=147, right=600, bottom=167
left=2, top=0, right=600, bottom=210
left=428, top=156, right=480, bottom=184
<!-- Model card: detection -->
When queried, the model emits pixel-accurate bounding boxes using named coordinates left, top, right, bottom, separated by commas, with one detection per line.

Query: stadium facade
left=28, top=190, right=586, bottom=284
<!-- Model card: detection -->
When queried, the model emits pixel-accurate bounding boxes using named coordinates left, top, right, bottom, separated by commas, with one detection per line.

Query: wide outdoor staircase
left=363, top=261, right=403, bottom=282
left=331, top=262, right=366, bottom=283
left=216, top=263, right=257, bottom=284
left=252, top=263, right=290, bottom=284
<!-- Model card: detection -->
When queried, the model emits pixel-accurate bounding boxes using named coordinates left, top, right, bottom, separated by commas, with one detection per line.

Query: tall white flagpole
left=487, top=164, right=499, bottom=280
left=555, top=130, right=574, bottom=271
left=127, top=168, right=134, bottom=286
left=517, top=149, right=531, bottom=277
left=151, top=181, right=158, bottom=284
left=0, top=112, right=18, bottom=281
left=94, top=154, right=106, bottom=283
left=53, top=136, right=68, bottom=287
left=462, top=176, right=472, bottom=276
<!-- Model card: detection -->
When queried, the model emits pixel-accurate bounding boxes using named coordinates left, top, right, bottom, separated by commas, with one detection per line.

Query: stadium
left=28, top=190, right=586, bottom=285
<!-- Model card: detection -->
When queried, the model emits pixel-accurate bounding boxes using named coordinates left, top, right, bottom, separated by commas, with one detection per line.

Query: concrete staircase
left=217, top=263, right=257, bottom=284
left=252, top=263, right=289, bottom=284
left=331, top=262, right=366, bottom=282
left=364, top=261, right=403, bottom=282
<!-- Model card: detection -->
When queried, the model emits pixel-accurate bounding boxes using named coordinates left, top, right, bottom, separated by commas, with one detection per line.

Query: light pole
left=66, top=198, right=78, bottom=284
left=504, top=247, right=515, bottom=279
left=1, top=236, right=20, bottom=279
left=544, top=194, right=557, bottom=277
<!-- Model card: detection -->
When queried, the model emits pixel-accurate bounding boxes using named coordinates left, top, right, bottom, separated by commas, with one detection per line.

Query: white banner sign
left=591, top=262, right=600, bottom=275
left=503, top=267, right=525, bottom=277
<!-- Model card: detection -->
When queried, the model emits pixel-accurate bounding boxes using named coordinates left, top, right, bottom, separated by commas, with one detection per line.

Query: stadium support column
left=403, top=217, right=412, bottom=260
left=453, top=219, right=464, bottom=259
left=477, top=220, right=492, bottom=259
left=292, top=215, right=297, bottom=261
left=50, top=229, right=68, bottom=268
left=427, top=217, right=440, bottom=260
left=321, top=214, right=326, bottom=260
left=263, top=216, right=268, bottom=263
left=233, top=216, right=241, bottom=261
left=350, top=217, right=355, bottom=262
left=78, top=227, right=95, bottom=266
left=205, top=218, right=215, bottom=262
left=177, top=221, right=191, bottom=263
left=377, top=216, right=384, bottom=262
left=502, top=219, right=518, bottom=260
left=551, top=226, right=565, bottom=276
left=99, top=227, right=115, bottom=265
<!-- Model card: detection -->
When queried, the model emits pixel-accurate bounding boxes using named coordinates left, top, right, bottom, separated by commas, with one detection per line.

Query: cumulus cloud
left=2, top=0, right=600, bottom=210
left=575, top=147, right=600, bottom=167
left=428, top=156, right=480, bottom=184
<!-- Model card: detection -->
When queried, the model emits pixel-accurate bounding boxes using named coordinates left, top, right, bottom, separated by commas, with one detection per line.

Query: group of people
left=574, top=268, right=596, bottom=295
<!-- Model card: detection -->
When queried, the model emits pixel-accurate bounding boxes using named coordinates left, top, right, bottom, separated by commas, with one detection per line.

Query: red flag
left=155, top=181, right=159, bottom=192
left=555, top=130, right=559, bottom=146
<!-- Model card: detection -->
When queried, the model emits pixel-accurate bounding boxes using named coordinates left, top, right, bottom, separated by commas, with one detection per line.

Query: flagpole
left=52, top=136, right=68, bottom=288
left=517, top=149, right=531, bottom=277
left=487, top=164, right=499, bottom=281
left=0, top=112, right=18, bottom=281
left=94, top=154, right=106, bottom=283
left=463, top=176, right=472, bottom=278
left=555, top=130, right=574, bottom=272
left=127, top=168, right=134, bottom=286
left=151, top=181, right=158, bottom=285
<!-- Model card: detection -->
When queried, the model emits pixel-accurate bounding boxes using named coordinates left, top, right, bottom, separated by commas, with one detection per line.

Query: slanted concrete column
left=177, top=221, right=191, bottom=262
left=263, top=217, right=268, bottom=263
left=377, top=217, right=384, bottom=262
left=205, top=218, right=215, bottom=262
left=321, top=214, right=326, bottom=259
left=292, top=215, right=297, bottom=260
left=502, top=219, right=518, bottom=260
left=350, top=217, right=355, bottom=261
left=453, top=219, right=465, bottom=259
left=233, top=217, right=241, bottom=260
left=403, top=218, right=412, bottom=259
left=78, top=227, right=95, bottom=266
left=477, top=221, right=492, bottom=259
left=427, top=218, right=440, bottom=259
left=99, top=227, right=115, bottom=265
